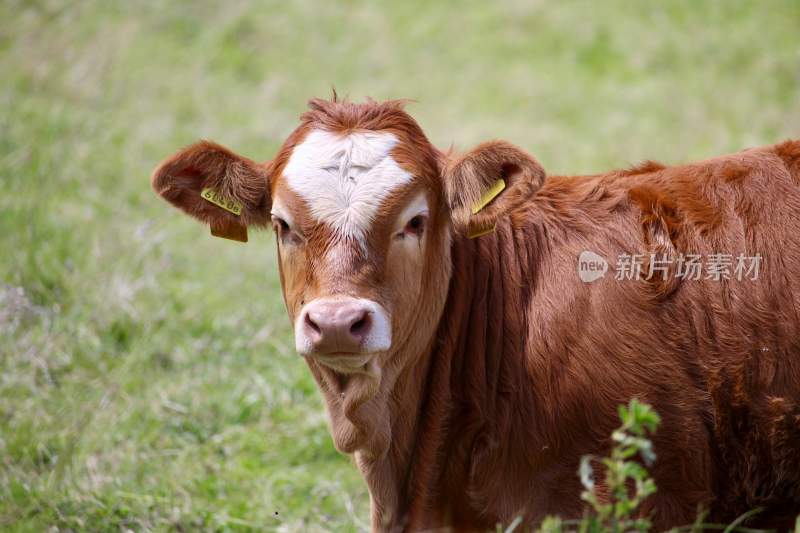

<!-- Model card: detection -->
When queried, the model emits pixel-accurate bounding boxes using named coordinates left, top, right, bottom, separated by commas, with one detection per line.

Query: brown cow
left=151, top=97, right=800, bottom=531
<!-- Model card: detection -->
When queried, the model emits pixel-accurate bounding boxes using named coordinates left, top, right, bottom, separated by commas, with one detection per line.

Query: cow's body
left=392, top=142, right=800, bottom=530
left=152, top=99, right=800, bottom=531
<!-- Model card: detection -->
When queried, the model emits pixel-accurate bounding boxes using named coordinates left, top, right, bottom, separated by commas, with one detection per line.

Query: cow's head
left=152, top=98, right=544, bottom=450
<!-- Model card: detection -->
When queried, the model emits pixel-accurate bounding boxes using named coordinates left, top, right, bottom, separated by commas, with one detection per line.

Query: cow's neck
left=389, top=222, right=543, bottom=529
left=397, top=222, right=543, bottom=528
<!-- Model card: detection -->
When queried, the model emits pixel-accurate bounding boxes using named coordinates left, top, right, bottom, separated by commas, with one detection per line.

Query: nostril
left=305, top=312, right=321, bottom=335
left=350, top=313, right=371, bottom=337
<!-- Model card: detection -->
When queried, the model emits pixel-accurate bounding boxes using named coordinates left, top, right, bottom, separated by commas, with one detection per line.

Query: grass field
left=1, top=1, right=799, bottom=530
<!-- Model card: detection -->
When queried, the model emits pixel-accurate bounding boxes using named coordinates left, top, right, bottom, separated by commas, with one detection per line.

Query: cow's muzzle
left=295, top=297, right=391, bottom=371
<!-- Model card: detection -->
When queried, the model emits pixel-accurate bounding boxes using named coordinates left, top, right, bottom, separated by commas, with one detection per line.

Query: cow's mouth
left=309, top=352, right=377, bottom=374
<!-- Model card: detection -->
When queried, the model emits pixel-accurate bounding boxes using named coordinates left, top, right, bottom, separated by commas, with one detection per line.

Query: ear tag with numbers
left=201, top=187, right=247, bottom=242
left=201, top=187, right=243, bottom=215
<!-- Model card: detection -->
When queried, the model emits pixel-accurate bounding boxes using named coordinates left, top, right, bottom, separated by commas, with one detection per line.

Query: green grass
left=1, top=1, right=798, bottom=530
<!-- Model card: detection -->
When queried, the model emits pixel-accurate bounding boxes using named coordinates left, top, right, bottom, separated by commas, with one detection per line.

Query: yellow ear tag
left=210, top=220, right=248, bottom=242
left=470, top=178, right=506, bottom=215
left=201, top=187, right=243, bottom=216
left=201, top=188, right=247, bottom=242
left=467, top=178, right=505, bottom=238
left=468, top=223, right=497, bottom=239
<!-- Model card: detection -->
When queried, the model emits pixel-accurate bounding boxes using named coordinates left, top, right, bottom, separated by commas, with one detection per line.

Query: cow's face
left=268, top=127, right=448, bottom=374
left=152, top=99, right=544, bottom=379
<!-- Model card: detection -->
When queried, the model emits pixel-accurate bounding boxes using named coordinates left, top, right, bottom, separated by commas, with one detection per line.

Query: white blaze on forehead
left=282, top=129, right=414, bottom=243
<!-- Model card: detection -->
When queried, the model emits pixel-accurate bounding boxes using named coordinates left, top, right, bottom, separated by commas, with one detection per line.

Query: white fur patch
left=281, top=130, right=414, bottom=244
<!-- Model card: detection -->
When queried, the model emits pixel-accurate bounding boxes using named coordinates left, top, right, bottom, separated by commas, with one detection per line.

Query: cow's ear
left=443, top=140, right=545, bottom=237
left=151, top=140, right=271, bottom=241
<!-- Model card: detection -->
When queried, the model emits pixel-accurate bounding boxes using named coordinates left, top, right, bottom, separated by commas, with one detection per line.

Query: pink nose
left=300, top=299, right=373, bottom=355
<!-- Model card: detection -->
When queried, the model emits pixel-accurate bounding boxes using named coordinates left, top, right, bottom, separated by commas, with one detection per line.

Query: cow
left=151, top=97, right=800, bottom=531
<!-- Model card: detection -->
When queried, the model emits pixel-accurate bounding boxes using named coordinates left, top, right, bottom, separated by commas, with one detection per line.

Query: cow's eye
left=271, top=214, right=302, bottom=245
left=400, top=214, right=426, bottom=238
left=271, top=215, right=290, bottom=232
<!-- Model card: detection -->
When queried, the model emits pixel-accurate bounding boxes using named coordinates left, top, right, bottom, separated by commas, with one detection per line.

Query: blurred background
left=1, top=0, right=798, bottom=530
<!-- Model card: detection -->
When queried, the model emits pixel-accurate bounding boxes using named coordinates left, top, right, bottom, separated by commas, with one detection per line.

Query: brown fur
left=444, top=139, right=546, bottom=233
left=151, top=98, right=800, bottom=531
left=151, top=140, right=271, bottom=227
